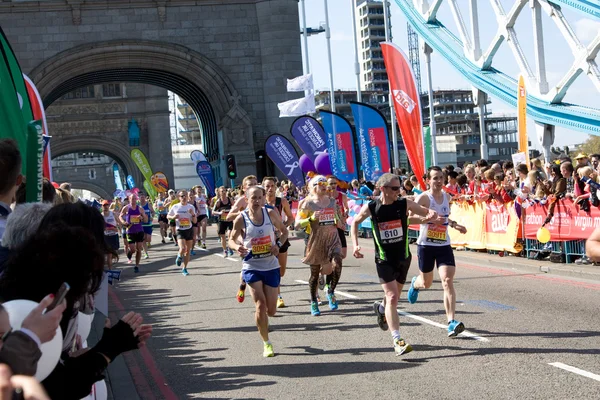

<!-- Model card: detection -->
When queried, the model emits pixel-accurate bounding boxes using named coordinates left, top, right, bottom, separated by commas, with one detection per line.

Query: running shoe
left=236, top=289, right=245, bottom=303
left=277, top=297, right=285, bottom=308
left=227, top=248, right=234, bottom=257
left=447, top=320, right=465, bottom=337
left=133, top=266, right=139, bottom=273
left=224, top=250, right=229, bottom=257
left=373, top=301, right=388, bottom=331
left=127, top=259, right=133, bottom=264
left=263, top=343, right=274, bottom=358
left=161, top=239, right=166, bottom=244
left=143, top=252, right=149, bottom=260
left=327, top=292, right=338, bottom=310
left=407, top=276, right=420, bottom=304
left=201, top=243, right=206, bottom=249
left=190, top=250, right=196, bottom=256
left=318, top=275, right=325, bottom=290
left=393, top=338, right=413, bottom=356
left=147, top=242, right=151, bottom=248
left=311, top=301, right=321, bottom=316
left=175, top=255, right=182, bottom=267
left=181, top=268, right=189, bottom=276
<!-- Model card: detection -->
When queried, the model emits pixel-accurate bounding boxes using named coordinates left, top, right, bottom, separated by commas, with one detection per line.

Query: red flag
left=381, top=42, right=425, bottom=189
left=23, top=74, right=52, bottom=180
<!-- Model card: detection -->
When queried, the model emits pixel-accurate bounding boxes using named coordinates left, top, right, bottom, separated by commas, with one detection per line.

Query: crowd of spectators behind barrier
left=0, top=138, right=152, bottom=400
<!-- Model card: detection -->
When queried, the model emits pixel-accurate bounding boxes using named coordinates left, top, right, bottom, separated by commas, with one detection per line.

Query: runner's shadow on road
left=466, top=328, right=600, bottom=339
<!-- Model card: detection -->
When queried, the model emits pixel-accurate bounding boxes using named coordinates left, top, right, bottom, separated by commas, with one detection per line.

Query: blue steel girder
left=396, top=0, right=600, bottom=134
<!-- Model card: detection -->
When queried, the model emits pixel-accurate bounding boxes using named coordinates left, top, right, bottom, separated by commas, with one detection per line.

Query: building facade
left=355, top=0, right=391, bottom=92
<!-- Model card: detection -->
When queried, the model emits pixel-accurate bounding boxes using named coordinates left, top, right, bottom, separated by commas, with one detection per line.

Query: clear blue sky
left=302, top=0, right=600, bottom=149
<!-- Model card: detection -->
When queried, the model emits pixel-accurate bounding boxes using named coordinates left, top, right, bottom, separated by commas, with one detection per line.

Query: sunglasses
left=179, top=195, right=187, bottom=198
left=316, top=181, right=328, bottom=186
left=384, top=186, right=401, bottom=191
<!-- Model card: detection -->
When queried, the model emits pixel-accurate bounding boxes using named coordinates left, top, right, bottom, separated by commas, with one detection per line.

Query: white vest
left=241, top=208, right=279, bottom=272
left=417, top=191, right=451, bottom=247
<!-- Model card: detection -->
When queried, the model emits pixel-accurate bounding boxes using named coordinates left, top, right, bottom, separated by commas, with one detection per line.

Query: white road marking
left=214, top=253, right=240, bottom=262
left=294, top=280, right=366, bottom=299
left=398, top=310, right=489, bottom=342
left=548, top=362, right=600, bottom=382
left=194, top=246, right=209, bottom=252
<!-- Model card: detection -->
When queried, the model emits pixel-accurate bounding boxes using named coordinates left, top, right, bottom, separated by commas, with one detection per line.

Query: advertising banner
left=485, top=201, right=521, bottom=252
left=25, top=121, right=43, bottom=202
left=196, top=161, right=216, bottom=197
left=523, top=199, right=600, bottom=241
left=350, top=101, right=391, bottom=182
left=143, top=180, right=157, bottom=200
left=264, top=134, right=305, bottom=188
left=130, top=149, right=153, bottom=183
left=381, top=42, right=426, bottom=189
left=517, top=75, right=530, bottom=168
left=290, top=116, right=327, bottom=162
left=151, top=172, right=169, bottom=193
left=126, top=175, right=136, bottom=190
left=112, top=163, right=123, bottom=191
left=24, top=74, right=52, bottom=180
left=320, top=110, right=358, bottom=183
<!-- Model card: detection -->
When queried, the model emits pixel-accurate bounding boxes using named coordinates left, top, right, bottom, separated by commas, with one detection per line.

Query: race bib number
left=378, top=220, right=403, bottom=243
left=251, top=236, right=272, bottom=258
left=179, top=218, right=191, bottom=228
left=426, top=224, right=447, bottom=243
left=130, top=215, right=141, bottom=224
left=220, top=212, right=229, bottom=221
left=318, top=208, right=336, bottom=226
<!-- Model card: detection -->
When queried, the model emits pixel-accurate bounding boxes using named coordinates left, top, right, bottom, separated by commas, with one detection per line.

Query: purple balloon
left=299, top=154, right=316, bottom=173
left=315, top=153, right=332, bottom=176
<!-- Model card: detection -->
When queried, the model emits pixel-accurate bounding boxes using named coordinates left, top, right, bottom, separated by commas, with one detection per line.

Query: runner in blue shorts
left=407, top=166, right=468, bottom=337
left=229, top=186, right=288, bottom=358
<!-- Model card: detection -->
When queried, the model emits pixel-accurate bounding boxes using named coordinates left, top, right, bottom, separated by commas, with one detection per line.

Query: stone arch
left=51, top=136, right=141, bottom=186
left=69, top=181, right=112, bottom=200
left=29, top=40, right=252, bottom=161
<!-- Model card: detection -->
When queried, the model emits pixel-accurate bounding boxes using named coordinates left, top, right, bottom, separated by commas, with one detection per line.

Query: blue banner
left=126, top=175, right=136, bottom=190
left=196, top=161, right=216, bottom=197
left=112, top=163, right=123, bottom=191
left=350, top=102, right=392, bottom=182
left=320, top=110, right=359, bottom=183
left=290, top=116, right=327, bottom=162
left=264, top=134, right=304, bottom=188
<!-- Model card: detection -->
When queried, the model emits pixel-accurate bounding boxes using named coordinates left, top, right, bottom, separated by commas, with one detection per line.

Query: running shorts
left=158, top=214, right=168, bottom=224
left=169, top=220, right=176, bottom=227
left=218, top=221, right=233, bottom=235
left=126, top=231, right=145, bottom=244
left=104, top=234, right=120, bottom=251
left=337, top=228, right=347, bottom=248
left=376, top=254, right=412, bottom=284
left=176, top=228, right=194, bottom=241
left=242, top=268, right=281, bottom=288
left=143, top=226, right=153, bottom=235
left=198, top=214, right=208, bottom=222
left=417, top=245, right=456, bottom=273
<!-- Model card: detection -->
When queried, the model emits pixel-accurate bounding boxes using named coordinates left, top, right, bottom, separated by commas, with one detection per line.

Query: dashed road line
left=398, top=310, right=489, bottom=342
left=548, top=362, right=600, bottom=382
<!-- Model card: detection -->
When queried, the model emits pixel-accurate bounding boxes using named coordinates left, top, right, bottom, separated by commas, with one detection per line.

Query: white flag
left=277, top=94, right=316, bottom=117
left=286, top=74, right=313, bottom=92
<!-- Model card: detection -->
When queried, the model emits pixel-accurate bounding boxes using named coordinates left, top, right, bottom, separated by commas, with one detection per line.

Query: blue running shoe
left=407, top=276, right=420, bottom=304
left=181, top=268, right=189, bottom=276
left=175, top=255, right=182, bottom=267
left=133, top=266, right=139, bottom=273
left=190, top=250, right=196, bottom=256
left=311, top=301, right=321, bottom=316
left=447, top=320, right=465, bottom=337
left=327, top=292, right=338, bottom=310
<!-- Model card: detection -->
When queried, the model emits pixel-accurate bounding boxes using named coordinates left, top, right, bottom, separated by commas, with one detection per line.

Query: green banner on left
left=130, top=149, right=153, bottom=183
left=25, top=121, right=43, bottom=202
left=143, top=180, right=157, bottom=201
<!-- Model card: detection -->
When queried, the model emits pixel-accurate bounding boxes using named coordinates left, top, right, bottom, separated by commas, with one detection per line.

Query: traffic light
left=226, top=154, right=237, bottom=179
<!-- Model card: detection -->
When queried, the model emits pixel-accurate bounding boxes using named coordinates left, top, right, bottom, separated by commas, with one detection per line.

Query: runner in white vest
left=228, top=186, right=288, bottom=358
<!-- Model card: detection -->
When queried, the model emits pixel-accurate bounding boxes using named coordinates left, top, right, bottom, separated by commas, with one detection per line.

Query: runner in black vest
left=351, top=173, right=438, bottom=356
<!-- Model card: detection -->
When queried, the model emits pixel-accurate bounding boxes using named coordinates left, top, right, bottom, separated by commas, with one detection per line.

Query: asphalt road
left=108, top=227, right=600, bottom=400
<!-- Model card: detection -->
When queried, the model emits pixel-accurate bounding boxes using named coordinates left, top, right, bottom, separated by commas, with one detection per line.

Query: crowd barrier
left=291, top=198, right=593, bottom=263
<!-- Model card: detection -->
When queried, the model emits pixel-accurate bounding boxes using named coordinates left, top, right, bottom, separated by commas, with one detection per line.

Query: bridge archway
left=30, top=40, right=251, bottom=162
left=69, top=181, right=111, bottom=200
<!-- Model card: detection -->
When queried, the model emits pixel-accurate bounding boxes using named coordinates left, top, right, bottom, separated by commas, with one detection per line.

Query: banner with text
left=196, top=161, right=215, bottom=197
left=130, top=149, right=154, bottom=184
left=350, top=101, right=391, bottom=182
left=264, top=134, right=305, bottom=188
left=523, top=199, right=600, bottom=241
left=290, top=116, right=327, bottom=162
left=320, top=110, right=358, bottom=183
left=112, top=163, right=123, bottom=191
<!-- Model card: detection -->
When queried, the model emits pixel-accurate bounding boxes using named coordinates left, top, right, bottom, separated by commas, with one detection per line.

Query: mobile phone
left=46, top=282, right=70, bottom=313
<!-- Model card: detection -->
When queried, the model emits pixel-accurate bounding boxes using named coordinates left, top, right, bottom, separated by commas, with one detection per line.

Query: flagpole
left=383, top=0, right=399, bottom=171
left=301, top=0, right=310, bottom=75
left=351, top=0, right=362, bottom=102
left=324, top=0, right=336, bottom=112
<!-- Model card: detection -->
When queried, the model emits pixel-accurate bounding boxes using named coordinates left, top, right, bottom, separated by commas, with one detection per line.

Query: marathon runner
left=351, top=173, right=438, bottom=355
left=139, top=192, right=155, bottom=259
left=262, top=177, right=295, bottom=308
left=408, top=166, right=468, bottom=337
left=119, top=193, right=148, bottom=273
left=327, top=176, right=349, bottom=259
left=119, top=197, right=130, bottom=249
left=296, top=175, right=344, bottom=316
left=212, top=186, right=234, bottom=257
left=102, top=199, right=121, bottom=270
left=155, top=192, right=169, bottom=244
left=228, top=186, right=288, bottom=357
left=168, top=190, right=197, bottom=276
left=164, top=189, right=179, bottom=244
left=194, top=186, right=209, bottom=249
left=188, top=190, right=198, bottom=256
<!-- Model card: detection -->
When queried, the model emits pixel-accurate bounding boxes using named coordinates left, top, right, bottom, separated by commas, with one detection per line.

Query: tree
left=571, top=135, right=600, bottom=157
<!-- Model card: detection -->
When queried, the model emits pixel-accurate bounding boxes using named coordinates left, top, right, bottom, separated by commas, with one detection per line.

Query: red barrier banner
left=523, top=199, right=600, bottom=241
left=291, top=201, right=298, bottom=220
left=485, top=201, right=520, bottom=252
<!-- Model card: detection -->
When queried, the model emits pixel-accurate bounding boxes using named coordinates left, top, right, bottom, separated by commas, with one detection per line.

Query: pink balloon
left=353, top=205, right=362, bottom=213
left=346, top=216, right=354, bottom=225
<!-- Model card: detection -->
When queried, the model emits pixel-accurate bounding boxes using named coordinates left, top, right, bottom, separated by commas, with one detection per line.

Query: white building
left=355, top=0, right=391, bottom=92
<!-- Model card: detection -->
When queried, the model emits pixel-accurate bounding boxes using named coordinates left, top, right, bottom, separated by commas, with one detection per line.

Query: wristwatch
left=276, top=240, right=283, bottom=248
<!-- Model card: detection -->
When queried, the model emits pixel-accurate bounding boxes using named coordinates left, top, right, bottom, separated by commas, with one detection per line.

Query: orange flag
left=517, top=75, right=530, bottom=167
